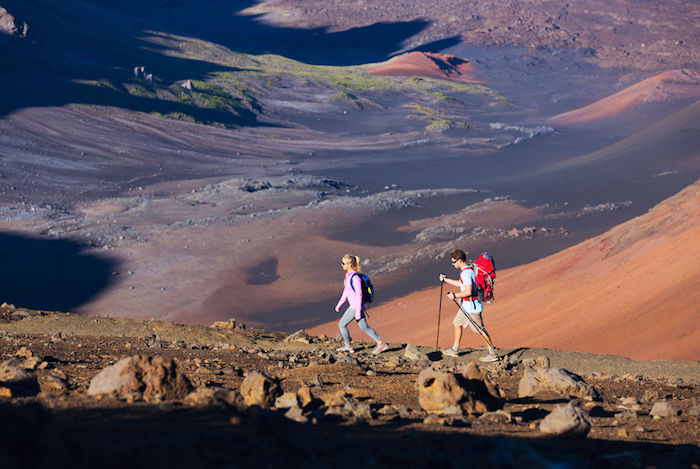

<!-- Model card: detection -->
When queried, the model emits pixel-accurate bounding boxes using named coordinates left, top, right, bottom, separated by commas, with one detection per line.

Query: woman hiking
left=335, top=254, right=388, bottom=354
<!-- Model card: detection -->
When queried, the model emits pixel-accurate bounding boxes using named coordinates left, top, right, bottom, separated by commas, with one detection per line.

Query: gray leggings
left=339, top=308, right=381, bottom=344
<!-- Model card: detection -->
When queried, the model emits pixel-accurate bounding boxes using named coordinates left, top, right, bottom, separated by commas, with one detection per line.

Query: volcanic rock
left=275, top=391, right=301, bottom=409
left=539, top=401, right=592, bottom=437
left=0, top=358, right=40, bottom=397
left=240, top=371, right=280, bottom=408
left=37, top=369, right=69, bottom=393
left=0, top=7, right=28, bottom=37
left=519, top=363, right=598, bottom=400
left=184, top=386, right=246, bottom=410
left=650, top=400, right=679, bottom=418
left=284, top=329, right=313, bottom=344
left=403, top=343, right=427, bottom=361
left=417, top=367, right=503, bottom=415
left=87, top=354, right=192, bottom=400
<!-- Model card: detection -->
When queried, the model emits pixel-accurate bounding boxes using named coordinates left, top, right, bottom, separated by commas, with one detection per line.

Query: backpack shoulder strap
left=349, top=272, right=358, bottom=292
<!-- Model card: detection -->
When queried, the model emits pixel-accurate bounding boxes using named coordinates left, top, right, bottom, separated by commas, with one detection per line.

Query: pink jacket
left=336, top=271, right=364, bottom=320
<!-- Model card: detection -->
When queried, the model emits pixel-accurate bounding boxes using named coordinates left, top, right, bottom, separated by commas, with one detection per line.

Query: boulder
left=184, top=386, right=245, bottom=410
left=297, top=386, right=315, bottom=409
left=650, top=400, right=679, bottom=417
left=519, top=365, right=598, bottom=400
left=539, top=401, right=591, bottom=437
left=0, top=8, right=28, bottom=38
left=37, top=369, right=69, bottom=393
left=404, top=343, right=427, bottom=361
left=343, top=399, right=373, bottom=420
left=284, top=405, right=308, bottom=423
left=284, top=330, right=313, bottom=344
left=417, top=367, right=504, bottom=415
left=275, top=392, right=301, bottom=409
left=319, top=389, right=351, bottom=408
left=210, top=318, right=237, bottom=330
left=240, top=371, right=280, bottom=408
left=87, top=355, right=192, bottom=400
left=423, top=413, right=470, bottom=427
left=0, top=358, right=40, bottom=396
left=461, top=362, right=505, bottom=399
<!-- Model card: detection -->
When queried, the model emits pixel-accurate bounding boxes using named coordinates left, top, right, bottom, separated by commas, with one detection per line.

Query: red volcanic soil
left=549, top=69, right=700, bottom=124
left=369, top=51, right=484, bottom=84
left=310, top=180, right=700, bottom=362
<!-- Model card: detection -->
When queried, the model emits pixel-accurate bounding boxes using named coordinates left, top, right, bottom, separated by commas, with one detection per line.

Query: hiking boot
left=336, top=344, right=354, bottom=353
left=442, top=347, right=459, bottom=358
left=372, top=343, right=388, bottom=355
left=479, top=352, right=499, bottom=362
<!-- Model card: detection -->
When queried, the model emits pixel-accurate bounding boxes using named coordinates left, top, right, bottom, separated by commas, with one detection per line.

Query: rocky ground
left=1, top=305, right=698, bottom=468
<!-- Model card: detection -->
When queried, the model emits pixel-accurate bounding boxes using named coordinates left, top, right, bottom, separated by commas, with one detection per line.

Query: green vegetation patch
left=71, top=31, right=511, bottom=126
left=404, top=103, right=475, bottom=132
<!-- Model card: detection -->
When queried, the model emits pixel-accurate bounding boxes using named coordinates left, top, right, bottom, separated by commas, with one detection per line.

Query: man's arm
left=452, top=282, right=472, bottom=299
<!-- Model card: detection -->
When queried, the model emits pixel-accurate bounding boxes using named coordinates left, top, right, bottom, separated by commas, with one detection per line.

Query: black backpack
left=350, top=273, right=375, bottom=304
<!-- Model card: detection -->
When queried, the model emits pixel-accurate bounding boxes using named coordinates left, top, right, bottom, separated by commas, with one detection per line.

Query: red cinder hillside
left=548, top=69, right=700, bottom=124
left=311, top=180, right=700, bottom=362
left=369, top=51, right=484, bottom=84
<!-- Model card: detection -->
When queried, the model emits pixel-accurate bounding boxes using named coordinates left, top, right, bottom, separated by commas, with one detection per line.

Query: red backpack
left=472, top=252, right=496, bottom=303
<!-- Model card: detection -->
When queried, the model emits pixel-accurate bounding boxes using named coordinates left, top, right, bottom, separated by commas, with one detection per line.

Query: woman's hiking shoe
left=372, top=343, right=388, bottom=354
left=336, top=344, right=354, bottom=353
left=479, top=352, right=500, bottom=362
left=442, top=347, right=459, bottom=358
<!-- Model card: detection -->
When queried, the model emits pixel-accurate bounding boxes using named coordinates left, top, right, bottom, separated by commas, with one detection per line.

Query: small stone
left=620, top=397, right=639, bottom=406
left=38, top=369, right=69, bottom=393
left=687, top=401, right=700, bottom=417
left=404, top=343, right=427, bottom=361
left=284, top=330, right=313, bottom=344
left=22, top=357, right=41, bottom=370
left=284, top=405, right=308, bottom=423
left=184, top=387, right=245, bottom=409
left=617, top=428, right=629, bottom=438
left=210, top=319, right=237, bottom=330
left=297, top=386, right=314, bottom=409
left=650, top=400, right=679, bottom=417
left=275, top=392, right=300, bottom=409
left=311, top=374, right=324, bottom=388
left=478, top=409, right=512, bottom=423
left=377, top=405, right=399, bottom=416
left=643, top=389, right=659, bottom=403
left=16, top=347, right=33, bottom=358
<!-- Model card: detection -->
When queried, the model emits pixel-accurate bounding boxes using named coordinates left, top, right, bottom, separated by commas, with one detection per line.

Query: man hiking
left=439, top=249, right=499, bottom=362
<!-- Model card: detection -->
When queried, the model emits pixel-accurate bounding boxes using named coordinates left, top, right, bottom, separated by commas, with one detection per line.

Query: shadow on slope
left=0, top=232, right=117, bottom=312
left=0, top=0, right=430, bottom=119
left=6, top=402, right=698, bottom=469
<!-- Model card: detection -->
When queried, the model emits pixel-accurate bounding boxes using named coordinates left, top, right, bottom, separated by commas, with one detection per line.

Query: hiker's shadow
left=501, top=347, right=529, bottom=361
left=0, top=232, right=118, bottom=312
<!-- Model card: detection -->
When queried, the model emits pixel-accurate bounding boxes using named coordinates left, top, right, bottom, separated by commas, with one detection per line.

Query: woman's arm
left=335, top=278, right=348, bottom=312
left=348, top=274, right=363, bottom=318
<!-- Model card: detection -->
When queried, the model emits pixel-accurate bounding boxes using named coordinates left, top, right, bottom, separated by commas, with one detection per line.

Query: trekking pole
left=436, top=280, right=444, bottom=351
left=450, top=297, right=495, bottom=350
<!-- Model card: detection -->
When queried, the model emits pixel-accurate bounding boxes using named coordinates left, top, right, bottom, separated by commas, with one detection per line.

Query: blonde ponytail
left=342, top=254, right=362, bottom=273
